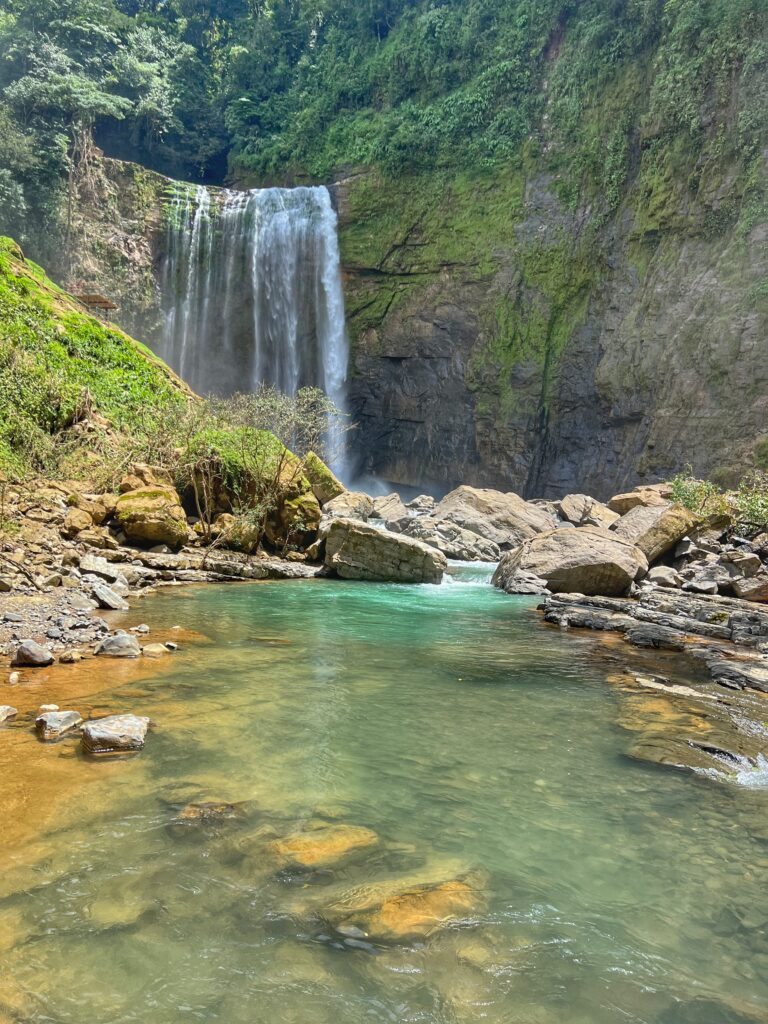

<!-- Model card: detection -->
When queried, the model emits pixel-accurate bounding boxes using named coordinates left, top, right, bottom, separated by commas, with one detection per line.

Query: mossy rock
left=115, top=485, right=188, bottom=549
left=303, top=451, right=344, bottom=504
left=265, top=491, right=322, bottom=548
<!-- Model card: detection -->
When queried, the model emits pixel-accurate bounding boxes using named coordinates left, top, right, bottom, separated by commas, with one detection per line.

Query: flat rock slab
left=36, top=710, right=83, bottom=741
left=0, top=705, right=18, bottom=723
left=81, top=714, right=150, bottom=755
left=91, top=583, right=129, bottom=611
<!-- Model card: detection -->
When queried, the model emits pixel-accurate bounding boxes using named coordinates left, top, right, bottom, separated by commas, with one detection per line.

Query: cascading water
left=158, top=184, right=348, bottom=467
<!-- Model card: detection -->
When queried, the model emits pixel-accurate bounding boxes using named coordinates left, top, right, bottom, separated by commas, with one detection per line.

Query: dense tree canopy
left=0, top=0, right=765, bottom=238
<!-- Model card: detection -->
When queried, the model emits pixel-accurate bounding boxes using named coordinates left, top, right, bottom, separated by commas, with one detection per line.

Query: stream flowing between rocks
left=1, top=564, right=767, bottom=1023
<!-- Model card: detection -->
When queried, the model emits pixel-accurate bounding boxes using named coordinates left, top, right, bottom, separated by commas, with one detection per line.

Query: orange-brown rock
left=268, top=822, right=379, bottom=870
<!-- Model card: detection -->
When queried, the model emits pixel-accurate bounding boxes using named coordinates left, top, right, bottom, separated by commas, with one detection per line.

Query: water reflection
left=0, top=575, right=766, bottom=1023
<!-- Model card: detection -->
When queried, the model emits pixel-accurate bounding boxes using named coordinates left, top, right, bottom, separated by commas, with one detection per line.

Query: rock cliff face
left=35, top=149, right=767, bottom=500
left=337, top=167, right=767, bottom=499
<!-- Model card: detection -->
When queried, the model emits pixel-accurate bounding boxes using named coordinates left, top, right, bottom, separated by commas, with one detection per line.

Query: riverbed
left=1, top=565, right=767, bottom=1023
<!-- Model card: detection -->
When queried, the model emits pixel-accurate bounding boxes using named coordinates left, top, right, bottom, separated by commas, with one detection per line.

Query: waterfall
left=158, top=184, right=348, bottom=466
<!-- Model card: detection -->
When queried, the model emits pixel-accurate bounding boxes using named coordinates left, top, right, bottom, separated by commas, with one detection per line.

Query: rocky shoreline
left=2, top=467, right=766, bottom=780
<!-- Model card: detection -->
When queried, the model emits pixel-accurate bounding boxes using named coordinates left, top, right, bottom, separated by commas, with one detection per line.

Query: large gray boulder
left=12, top=639, right=54, bottom=667
left=95, top=632, right=142, bottom=658
left=325, top=519, right=446, bottom=583
left=493, top=526, right=648, bottom=596
left=431, top=486, right=556, bottom=549
left=398, top=517, right=500, bottom=562
left=611, top=502, right=698, bottom=562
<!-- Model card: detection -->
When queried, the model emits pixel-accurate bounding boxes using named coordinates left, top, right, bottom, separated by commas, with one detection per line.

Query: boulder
left=62, top=507, right=93, bottom=537
left=647, top=566, right=683, bottom=588
left=91, top=583, right=129, bottom=612
left=432, top=486, right=556, bottom=548
left=406, top=494, right=436, bottom=513
left=268, top=823, right=379, bottom=871
left=95, top=632, right=142, bottom=658
left=493, top=526, right=647, bottom=597
left=732, top=573, right=768, bottom=602
left=12, top=639, right=54, bottom=667
left=115, top=486, right=188, bottom=549
left=35, top=710, right=82, bottom=741
left=0, top=706, right=17, bottom=723
left=303, top=452, right=345, bottom=505
left=281, top=492, right=322, bottom=538
left=118, top=463, right=173, bottom=494
left=607, top=484, right=672, bottom=515
left=399, top=518, right=500, bottom=562
left=324, top=519, right=447, bottom=583
left=81, top=714, right=150, bottom=755
left=78, top=553, right=123, bottom=584
left=323, top=491, right=375, bottom=521
left=557, top=493, right=620, bottom=530
left=611, top=502, right=698, bottom=562
left=372, top=493, right=408, bottom=522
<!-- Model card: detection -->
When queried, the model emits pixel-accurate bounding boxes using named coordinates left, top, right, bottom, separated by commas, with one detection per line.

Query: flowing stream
left=158, top=185, right=348, bottom=417
left=1, top=569, right=767, bottom=1023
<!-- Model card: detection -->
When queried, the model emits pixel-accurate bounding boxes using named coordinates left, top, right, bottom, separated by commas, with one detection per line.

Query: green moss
left=0, top=235, right=187, bottom=478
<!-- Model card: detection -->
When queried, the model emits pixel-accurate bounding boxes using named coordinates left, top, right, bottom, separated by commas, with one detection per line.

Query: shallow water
left=1, top=567, right=767, bottom=1023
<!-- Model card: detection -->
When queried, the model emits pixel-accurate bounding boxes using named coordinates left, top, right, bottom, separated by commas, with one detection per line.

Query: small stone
left=141, top=643, right=172, bottom=658
left=35, top=710, right=83, bottom=741
left=0, top=706, right=18, bottom=723
left=59, top=649, right=83, bottom=664
left=3, top=611, right=24, bottom=624
left=12, top=639, right=54, bottom=667
left=7, top=672, right=20, bottom=685
left=39, top=704, right=59, bottom=713
left=0, top=579, right=12, bottom=593
left=81, top=714, right=150, bottom=755
left=164, top=642, right=178, bottom=651
left=94, top=632, right=141, bottom=658
left=43, top=573, right=63, bottom=588
left=131, top=623, right=150, bottom=634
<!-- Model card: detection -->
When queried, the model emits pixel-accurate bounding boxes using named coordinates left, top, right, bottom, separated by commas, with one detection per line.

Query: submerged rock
left=175, top=801, right=249, bottom=824
left=324, top=870, right=488, bottom=945
left=81, top=714, right=150, bottom=755
left=12, top=639, right=54, bottom=667
left=268, top=822, right=380, bottom=870
left=35, top=710, right=83, bottom=741
left=0, top=705, right=18, bottom=723
left=493, top=526, right=647, bottom=597
left=325, top=519, right=447, bottom=583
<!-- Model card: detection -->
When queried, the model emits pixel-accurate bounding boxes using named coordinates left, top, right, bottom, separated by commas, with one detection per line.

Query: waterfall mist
left=158, top=184, right=349, bottom=470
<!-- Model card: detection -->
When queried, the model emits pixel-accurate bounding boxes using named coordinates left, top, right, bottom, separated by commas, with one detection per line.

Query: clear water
left=2, top=569, right=767, bottom=1024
